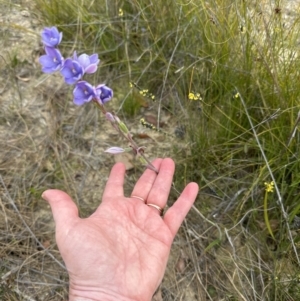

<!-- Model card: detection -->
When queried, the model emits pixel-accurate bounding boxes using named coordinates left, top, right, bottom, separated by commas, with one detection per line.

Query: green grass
left=2, top=0, right=300, bottom=299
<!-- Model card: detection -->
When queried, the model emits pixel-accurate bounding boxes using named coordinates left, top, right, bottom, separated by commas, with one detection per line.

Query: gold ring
left=147, top=203, right=164, bottom=216
left=131, top=195, right=146, bottom=204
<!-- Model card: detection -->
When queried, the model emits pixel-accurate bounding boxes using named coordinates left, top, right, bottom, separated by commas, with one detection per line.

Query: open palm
left=42, top=158, right=199, bottom=301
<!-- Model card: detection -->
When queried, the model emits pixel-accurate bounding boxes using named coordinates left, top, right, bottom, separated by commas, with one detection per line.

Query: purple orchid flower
left=73, top=81, right=96, bottom=106
left=60, top=58, right=84, bottom=84
left=95, top=84, right=113, bottom=105
left=41, top=26, right=63, bottom=47
left=73, top=51, right=100, bottom=74
left=39, top=46, right=64, bottom=73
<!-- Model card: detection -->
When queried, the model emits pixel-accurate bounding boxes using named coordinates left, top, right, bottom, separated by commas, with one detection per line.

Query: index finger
left=102, top=162, right=126, bottom=201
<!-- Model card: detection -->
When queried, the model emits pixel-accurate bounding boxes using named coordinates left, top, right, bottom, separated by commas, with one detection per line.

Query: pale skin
left=42, top=158, right=199, bottom=301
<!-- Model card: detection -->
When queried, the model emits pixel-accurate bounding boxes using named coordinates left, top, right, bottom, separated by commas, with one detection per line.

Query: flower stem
left=263, top=191, right=275, bottom=240
left=93, top=100, right=159, bottom=174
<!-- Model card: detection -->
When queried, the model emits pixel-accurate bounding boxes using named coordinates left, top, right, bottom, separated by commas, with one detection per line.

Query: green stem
left=263, top=191, right=275, bottom=240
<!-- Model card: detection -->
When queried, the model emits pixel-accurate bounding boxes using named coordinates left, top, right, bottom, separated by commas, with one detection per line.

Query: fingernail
left=41, top=190, right=49, bottom=201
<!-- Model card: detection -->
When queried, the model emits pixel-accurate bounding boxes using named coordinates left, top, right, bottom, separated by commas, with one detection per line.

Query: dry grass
left=2, top=0, right=300, bottom=300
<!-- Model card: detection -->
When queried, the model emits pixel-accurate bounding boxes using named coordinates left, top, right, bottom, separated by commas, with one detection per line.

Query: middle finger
left=146, top=158, right=175, bottom=209
left=130, top=158, right=163, bottom=202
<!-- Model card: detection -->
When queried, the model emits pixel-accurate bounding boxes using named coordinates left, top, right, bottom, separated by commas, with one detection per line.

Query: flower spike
left=39, top=25, right=157, bottom=173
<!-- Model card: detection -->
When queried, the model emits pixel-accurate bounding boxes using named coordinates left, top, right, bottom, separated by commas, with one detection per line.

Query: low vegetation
left=1, top=0, right=300, bottom=299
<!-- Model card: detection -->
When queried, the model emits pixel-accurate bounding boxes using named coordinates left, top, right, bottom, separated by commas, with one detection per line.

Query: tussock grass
left=2, top=0, right=300, bottom=300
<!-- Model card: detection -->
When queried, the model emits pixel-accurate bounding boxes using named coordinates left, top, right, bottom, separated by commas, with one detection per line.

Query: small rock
left=21, top=10, right=30, bottom=17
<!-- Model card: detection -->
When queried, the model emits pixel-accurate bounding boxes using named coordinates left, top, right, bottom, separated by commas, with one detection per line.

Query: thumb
left=42, top=189, right=79, bottom=227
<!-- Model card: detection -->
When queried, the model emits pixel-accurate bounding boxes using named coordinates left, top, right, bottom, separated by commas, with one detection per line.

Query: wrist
left=70, top=294, right=135, bottom=301
left=70, top=296, right=137, bottom=301
left=68, top=276, right=154, bottom=301
left=69, top=288, right=138, bottom=301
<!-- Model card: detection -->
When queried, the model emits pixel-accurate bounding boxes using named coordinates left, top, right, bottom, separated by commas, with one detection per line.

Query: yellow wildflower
left=264, top=181, right=274, bottom=193
left=130, top=82, right=156, bottom=101
left=233, top=92, right=240, bottom=99
left=118, top=8, right=124, bottom=17
left=188, top=92, right=202, bottom=101
left=188, top=92, right=194, bottom=100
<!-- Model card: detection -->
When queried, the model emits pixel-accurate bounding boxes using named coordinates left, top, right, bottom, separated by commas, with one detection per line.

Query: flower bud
left=104, top=147, right=125, bottom=154
left=118, top=122, right=129, bottom=135
left=105, top=112, right=115, bottom=122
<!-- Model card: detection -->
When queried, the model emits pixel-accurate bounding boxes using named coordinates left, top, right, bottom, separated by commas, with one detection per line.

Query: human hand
left=42, top=158, right=199, bottom=301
